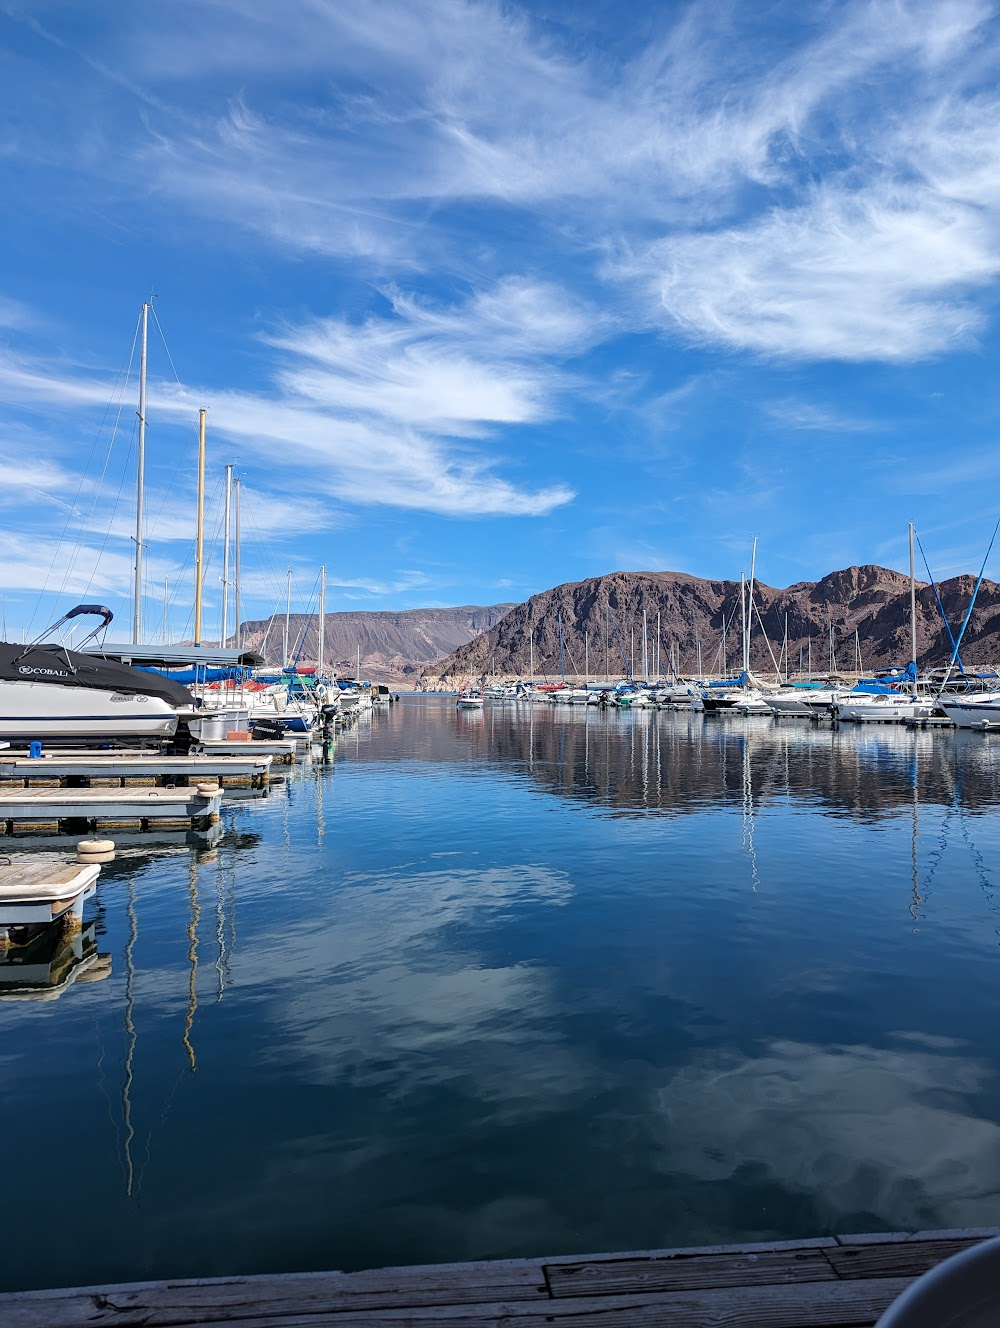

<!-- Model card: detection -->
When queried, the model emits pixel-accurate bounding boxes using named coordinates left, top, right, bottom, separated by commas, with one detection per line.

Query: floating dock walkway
left=0, top=856, right=99, bottom=939
left=0, top=751, right=273, bottom=789
left=4, top=1227, right=997, bottom=1326
left=0, top=785, right=223, bottom=835
left=201, top=737, right=303, bottom=762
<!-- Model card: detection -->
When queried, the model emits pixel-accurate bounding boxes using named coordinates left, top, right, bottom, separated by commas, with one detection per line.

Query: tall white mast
left=585, top=630, right=589, bottom=686
left=194, top=409, right=206, bottom=647
left=133, top=300, right=149, bottom=644
left=283, top=568, right=291, bottom=668
left=234, top=477, right=242, bottom=651
left=745, top=535, right=757, bottom=680
left=221, top=464, right=232, bottom=647
left=318, top=565, right=326, bottom=674
left=909, top=521, right=918, bottom=695
left=642, top=610, right=649, bottom=683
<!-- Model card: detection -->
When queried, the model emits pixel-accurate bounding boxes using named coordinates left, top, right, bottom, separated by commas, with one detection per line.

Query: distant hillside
left=237, top=604, right=514, bottom=682
left=422, top=566, right=1000, bottom=682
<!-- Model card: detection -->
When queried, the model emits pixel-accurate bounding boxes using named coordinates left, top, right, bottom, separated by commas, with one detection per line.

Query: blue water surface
left=2, top=696, right=1000, bottom=1291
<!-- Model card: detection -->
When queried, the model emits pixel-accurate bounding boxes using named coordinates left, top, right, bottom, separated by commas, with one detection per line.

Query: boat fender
left=76, top=837, right=115, bottom=864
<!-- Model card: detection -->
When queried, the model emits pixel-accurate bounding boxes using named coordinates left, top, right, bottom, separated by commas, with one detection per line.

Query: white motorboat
left=936, top=694, right=1000, bottom=728
left=551, top=687, right=591, bottom=704
left=0, top=605, right=192, bottom=744
left=457, top=688, right=484, bottom=709
left=832, top=692, right=937, bottom=723
left=766, top=686, right=844, bottom=717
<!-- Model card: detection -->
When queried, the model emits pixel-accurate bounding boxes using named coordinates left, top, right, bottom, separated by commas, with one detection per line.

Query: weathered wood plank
left=2, top=1263, right=551, bottom=1327
left=6, top=1231, right=993, bottom=1328
left=545, top=1248, right=836, bottom=1297
left=1, top=1274, right=911, bottom=1328
left=826, top=1236, right=987, bottom=1280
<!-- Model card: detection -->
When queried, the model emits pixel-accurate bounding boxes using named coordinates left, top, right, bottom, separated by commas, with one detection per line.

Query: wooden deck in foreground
left=5, top=1228, right=999, bottom=1327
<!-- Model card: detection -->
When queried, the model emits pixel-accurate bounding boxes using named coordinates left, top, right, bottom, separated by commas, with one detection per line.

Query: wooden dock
left=200, top=737, right=300, bottom=763
left=0, top=752, right=273, bottom=790
left=4, top=1228, right=997, bottom=1326
left=0, top=857, right=99, bottom=932
left=0, top=785, right=223, bottom=834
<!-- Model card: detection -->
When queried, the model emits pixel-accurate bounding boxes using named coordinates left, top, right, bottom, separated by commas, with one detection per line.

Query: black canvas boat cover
left=0, top=642, right=194, bottom=706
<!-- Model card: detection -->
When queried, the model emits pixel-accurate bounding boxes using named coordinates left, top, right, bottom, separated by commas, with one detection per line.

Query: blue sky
left=2, top=0, right=1000, bottom=641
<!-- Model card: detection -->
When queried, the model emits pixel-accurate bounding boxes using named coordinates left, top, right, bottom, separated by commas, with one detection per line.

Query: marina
left=2, top=698, right=1000, bottom=1310
left=8, top=3, right=1000, bottom=1318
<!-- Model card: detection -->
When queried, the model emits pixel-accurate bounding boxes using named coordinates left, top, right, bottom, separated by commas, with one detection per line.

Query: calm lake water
left=3, top=696, right=1000, bottom=1291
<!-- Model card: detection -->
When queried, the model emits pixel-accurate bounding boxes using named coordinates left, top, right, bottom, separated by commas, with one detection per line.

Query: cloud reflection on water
left=654, top=1037, right=1000, bottom=1231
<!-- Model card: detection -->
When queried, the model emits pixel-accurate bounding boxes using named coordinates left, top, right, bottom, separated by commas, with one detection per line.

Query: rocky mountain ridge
left=422, top=566, right=1000, bottom=682
left=236, top=604, right=514, bottom=682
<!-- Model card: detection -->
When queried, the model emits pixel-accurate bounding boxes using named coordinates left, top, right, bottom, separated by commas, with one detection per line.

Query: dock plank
left=3, top=1276, right=912, bottom=1327
left=0, top=860, right=86, bottom=891
left=826, top=1235, right=988, bottom=1280
left=545, top=1248, right=835, bottom=1297
left=2, top=1262, right=551, bottom=1327
left=3, top=1231, right=992, bottom=1328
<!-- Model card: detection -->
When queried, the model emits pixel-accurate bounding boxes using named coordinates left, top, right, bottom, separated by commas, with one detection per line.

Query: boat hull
left=0, top=680, right=178, bottom=742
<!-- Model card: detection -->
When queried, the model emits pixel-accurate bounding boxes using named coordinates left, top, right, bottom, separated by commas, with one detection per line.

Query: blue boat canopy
left=138, top=665, right=252, bottom=686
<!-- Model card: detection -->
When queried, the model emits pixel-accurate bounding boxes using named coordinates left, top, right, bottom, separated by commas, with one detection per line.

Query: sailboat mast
left=585, top=630, right=589, bottom=686
left=746, top=536, right=757, bottom=679
left=642, top=610, right=649, bottom=683
left=194, top=409, right=206, bottom=646
left=318, top=565, right=326, bottom=674
left=221, top=464, right=232, bottom=646
left=283, top=569, right=291, bottom=668
left=909, top=521, right=918, bottom=696
left=133, top=300, right=149, bottom=644
left=234, top=477, right=242, bottom=651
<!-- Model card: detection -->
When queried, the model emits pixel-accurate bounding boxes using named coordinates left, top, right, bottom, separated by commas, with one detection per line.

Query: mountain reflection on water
left=366, top=696, right=1000, bottom=821
left=1, top=696, right=1000, bottom=1292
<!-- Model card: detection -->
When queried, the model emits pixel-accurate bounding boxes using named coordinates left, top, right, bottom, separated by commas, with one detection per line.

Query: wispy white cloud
left=620, top=183, right=998, bottom=361
left=766, top=399, right=884, bottom=432
left=0, top=278, right=579, bottom=519
left=7, top=0, right=1000, bottom=369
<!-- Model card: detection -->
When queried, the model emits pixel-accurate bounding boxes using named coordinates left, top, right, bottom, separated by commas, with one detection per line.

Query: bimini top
left=0, top=641, right=194, bottom=707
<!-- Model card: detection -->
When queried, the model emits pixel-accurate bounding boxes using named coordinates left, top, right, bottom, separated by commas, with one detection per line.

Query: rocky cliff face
left=422, top=567, right=1000, bottom=682
left=237, top=604, right=514, bottom=681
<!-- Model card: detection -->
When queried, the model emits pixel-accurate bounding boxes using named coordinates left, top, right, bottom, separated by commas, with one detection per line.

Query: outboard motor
left=250, top=717, right=285, bottom=741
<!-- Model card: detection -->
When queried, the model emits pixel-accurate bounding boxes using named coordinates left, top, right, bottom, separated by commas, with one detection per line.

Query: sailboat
left=832, top=525, right=937, bottom=723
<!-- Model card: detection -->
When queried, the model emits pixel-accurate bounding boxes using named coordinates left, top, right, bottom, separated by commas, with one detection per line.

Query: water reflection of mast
left=182, top=859, right=200, bottom=1072
left=909, top=742, right=922, bottom=929
left=122, top=873, right=139, bottom=1197
left=315, top=753, right=326, bottom=849
left=741, top=735, right=760, bottom=892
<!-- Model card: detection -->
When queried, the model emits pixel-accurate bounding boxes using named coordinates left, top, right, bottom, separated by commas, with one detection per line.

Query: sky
left=3, top=0, right=1000, bottom=642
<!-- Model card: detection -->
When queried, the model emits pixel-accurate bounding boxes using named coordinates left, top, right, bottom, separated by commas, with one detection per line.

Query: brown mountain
left=421, top=566, right=1000, bottom=683
left=237, top=604, right=514, bottom=682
